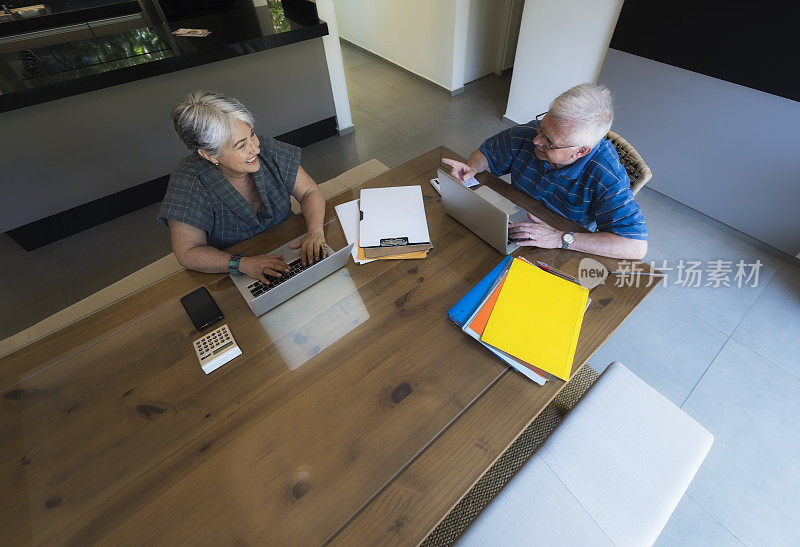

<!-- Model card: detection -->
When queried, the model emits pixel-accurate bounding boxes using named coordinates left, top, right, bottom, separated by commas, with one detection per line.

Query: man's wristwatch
left=561, top=232, right=575, bottom=250
left=228, top=253, right=245, bottom=276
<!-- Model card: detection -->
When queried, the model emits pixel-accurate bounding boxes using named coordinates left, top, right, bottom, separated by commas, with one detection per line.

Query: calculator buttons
left=193, top=324, right=241, bottom=374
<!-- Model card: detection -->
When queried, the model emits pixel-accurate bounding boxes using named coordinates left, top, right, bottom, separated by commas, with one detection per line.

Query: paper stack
left=359, top=186, right=432, bottom=259
left=448, top=257, right=589, bottom=383
left=335, top=185, right=432, bottom=263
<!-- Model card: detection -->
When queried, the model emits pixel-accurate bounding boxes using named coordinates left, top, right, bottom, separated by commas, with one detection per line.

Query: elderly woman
left=158, top=91, right=327, bottom=283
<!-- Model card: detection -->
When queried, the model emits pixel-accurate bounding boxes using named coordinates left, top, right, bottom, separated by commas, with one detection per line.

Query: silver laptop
left=438, top=168, right=528, bottom=255
left=231, top=233, right=354, bottom=316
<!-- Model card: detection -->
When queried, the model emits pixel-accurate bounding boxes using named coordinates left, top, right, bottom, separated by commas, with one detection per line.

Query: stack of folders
left=448, top=256, right=589, bottom=384
left=357, top=186, right=433, bottom=260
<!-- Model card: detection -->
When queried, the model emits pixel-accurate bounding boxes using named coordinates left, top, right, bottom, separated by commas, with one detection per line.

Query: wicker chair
left=606, top=131, right=652, bottom=196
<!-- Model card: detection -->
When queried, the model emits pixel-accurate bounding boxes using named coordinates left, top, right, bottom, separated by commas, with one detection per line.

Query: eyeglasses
left=535, top=112, right=577, bottom=150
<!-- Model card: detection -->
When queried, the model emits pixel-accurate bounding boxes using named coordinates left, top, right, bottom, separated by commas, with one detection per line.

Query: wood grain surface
left=0, top=147, right=657, bottom=546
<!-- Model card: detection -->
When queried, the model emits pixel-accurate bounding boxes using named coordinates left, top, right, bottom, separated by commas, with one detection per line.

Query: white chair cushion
left=458, top=362, right=714, bottom=546
left=457, top=453, right=614, bottom=546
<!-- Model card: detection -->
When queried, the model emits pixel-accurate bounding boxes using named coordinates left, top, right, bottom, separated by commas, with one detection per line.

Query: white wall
left=599, top=48, right=800, bottom=256
left=463, top=0, right=503, bottom=84
left=451, top=0, right=469, bottom=91
left=334, top=0, right=460, bottom=91
left=333, top=0, right=512, bottom=92
left=316, top=0, right=353, bottom=132
left=504, top=0, right=624, bottom=123
left=499, top=0, right=524, bottom=72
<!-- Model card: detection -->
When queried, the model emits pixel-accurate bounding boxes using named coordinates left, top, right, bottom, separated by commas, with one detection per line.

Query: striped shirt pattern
left=158, top=136, right=300, bottom=249
left=479, top=122, right=648, bottom=241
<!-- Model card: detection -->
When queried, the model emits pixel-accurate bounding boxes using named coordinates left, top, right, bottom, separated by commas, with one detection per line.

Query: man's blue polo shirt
left=479, top=122, right=648, bottom=240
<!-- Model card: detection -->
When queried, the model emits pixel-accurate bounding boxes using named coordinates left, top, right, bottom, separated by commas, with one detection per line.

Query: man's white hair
left=548, top=83, right=613, bottom=148
left=171, top=91, right=255, bottom=157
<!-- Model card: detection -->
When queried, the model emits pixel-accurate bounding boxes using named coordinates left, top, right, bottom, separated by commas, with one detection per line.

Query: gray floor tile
left=345, top=60, right=433, bottom=111
left=426, top=109, right=507, bottom=159
left=358, top=91, right=455, bottom=138
left=0, top=258, right=61, bottom=338
left=585, top=289, right=728, bottom=406
left=307, top=105, right=406, bottom=170
left=0, top=235, right=66, bottom=339
left=655, top=496, right=743, bottom=546
left=301, top=135, right=374, bottom=183
left=0, top=203, right=173, bottom=340
left=372, top=135, right=441, bottom=169
left=55, top=203, right=173, bottom=304
left=0, top=234, right=62, bottom=296
left=343, top=68, right=375, bottom=107
left=636, top=188, right=783, bottom=334
left=459, top=72, right=513, bottom=115
left=732, top=263, right=800, bottom=379
left=340, top=42, right=374, bottom=69
left=301, top=144, right=362, bottom=184
left=682, top=339, right=800, bottom=546
left=356, top=79, right=493, bottom=140
left=0, top=288, right=67, bottom=341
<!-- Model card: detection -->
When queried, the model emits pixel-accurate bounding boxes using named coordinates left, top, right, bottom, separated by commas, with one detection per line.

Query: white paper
left=359, top=186, right=431, bottom=249
left=431, top=176, right=479, bottom=195
left=335, top=199, right=375, bottom=264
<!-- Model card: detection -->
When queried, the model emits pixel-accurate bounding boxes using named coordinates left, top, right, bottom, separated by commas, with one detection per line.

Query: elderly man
left=443, top=83, right=647, bottom=260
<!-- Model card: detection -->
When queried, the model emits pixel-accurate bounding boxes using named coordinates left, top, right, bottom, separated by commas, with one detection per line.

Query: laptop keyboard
left=247, top=258, right=310, bottom=297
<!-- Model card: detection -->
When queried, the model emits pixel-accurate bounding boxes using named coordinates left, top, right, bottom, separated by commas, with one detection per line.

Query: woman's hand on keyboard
left=290, top=228, right=328, bottom=266
left=239, top=254, right=290, bottom=283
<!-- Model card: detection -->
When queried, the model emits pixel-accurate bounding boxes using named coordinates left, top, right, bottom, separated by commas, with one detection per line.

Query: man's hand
left=289, top=229, right=327, bottom=266
left=441, top=158, right=476, bottom=183
left=508, top=213, right=563, bottom=249
left=239, top=254, right=289, bottom=283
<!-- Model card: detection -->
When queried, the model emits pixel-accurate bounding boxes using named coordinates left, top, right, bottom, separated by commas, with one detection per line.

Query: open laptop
left=231, top=234, right=354, bottom=316
left=438, top=168, right=528, bottom=255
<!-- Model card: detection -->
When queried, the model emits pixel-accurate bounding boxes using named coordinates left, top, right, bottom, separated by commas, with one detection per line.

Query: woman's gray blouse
left=158, top=136, right=300, bottom=249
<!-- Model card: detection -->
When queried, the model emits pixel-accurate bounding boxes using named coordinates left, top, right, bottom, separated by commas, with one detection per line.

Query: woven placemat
left=421, top=365, right=600, bottom=546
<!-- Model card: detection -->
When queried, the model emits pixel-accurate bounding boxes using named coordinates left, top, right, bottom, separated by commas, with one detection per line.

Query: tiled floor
left=587, top=188, right=800, bottom=544
left=2, top=40, right=799, bottom=545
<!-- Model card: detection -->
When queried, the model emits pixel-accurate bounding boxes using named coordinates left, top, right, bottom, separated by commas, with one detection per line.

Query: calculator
left=192, top=324, right=242, bottom=374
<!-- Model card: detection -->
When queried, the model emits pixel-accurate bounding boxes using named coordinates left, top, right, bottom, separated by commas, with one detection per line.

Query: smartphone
left=180, top=287, right=223, bottom=331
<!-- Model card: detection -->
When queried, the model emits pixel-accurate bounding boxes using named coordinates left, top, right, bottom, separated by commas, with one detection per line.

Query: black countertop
left=0, top=0, right=141, bottom=37
left=0, top=0, right=328, bottom=113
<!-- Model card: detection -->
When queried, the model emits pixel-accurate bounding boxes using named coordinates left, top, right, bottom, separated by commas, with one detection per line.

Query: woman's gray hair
left=171, top=91, right=255, bottom=157
left=548, top=83, right=613, bottom=148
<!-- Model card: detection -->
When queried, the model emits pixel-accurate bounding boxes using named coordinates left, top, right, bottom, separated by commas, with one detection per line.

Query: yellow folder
left=480, top=258, right=589, bottom=381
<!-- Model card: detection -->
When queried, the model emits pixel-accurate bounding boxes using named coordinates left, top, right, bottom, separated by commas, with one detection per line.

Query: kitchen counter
left=1, top=0, right=340, bottom=249
left=0, top=0, right=328, bottom=112
left=0, top=0, right=141, bottom=37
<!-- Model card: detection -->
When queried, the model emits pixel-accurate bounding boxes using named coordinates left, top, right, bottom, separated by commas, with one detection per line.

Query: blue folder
left=448, top=256, right=514, bottom=326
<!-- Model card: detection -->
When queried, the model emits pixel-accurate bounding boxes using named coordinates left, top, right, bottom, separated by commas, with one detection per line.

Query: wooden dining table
left=0, top=147, right=658, bottom=546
